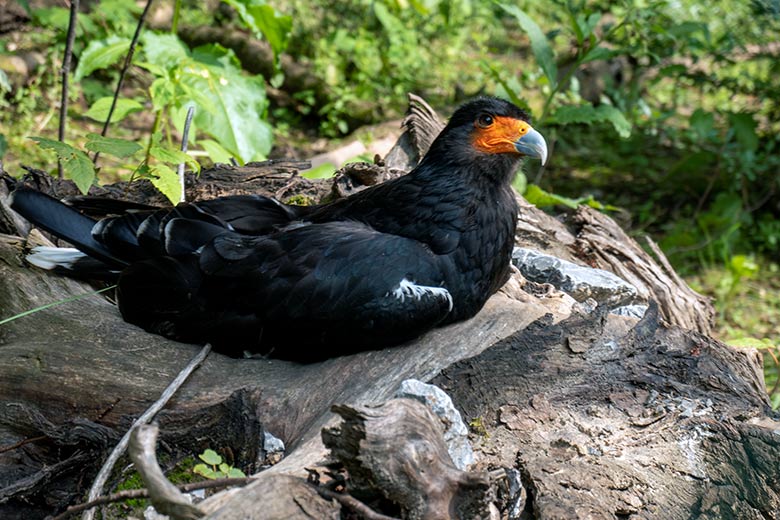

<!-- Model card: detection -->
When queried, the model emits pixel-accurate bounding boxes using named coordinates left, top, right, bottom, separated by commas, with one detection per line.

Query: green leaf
left=222, top=0, right=291, bottom=59
left=150, top=144, right=200, bottom=173
left=85, top=97, right=143, bottom=123
left=32, top=138, right=99, bottom=194
left=63, top=151, right=97, bottom=194
left=199, top=139, right=235, bottom=164
left=301, top=162, right=336, bottom=179
left=523, top=184, right=579, bottom=209
left=85, top=134, right=142, bottom=159
left=580, top=46, right=617, bottom=64
left=193, top=463, right=216, bottom=479
left=179, top=45, right=273, bottom=162
left=728, top=112, right=758, bottom=152
left=227, top=467, right=247, bottom=478
left=30, top=136, right=79, bottom=158
left=148, top=163, right=182, bottom=204
left=141, top=33, right=190, bottom=70
left=0, top=134, right=7, bottom=159
left=74, top=37, right=131, bottom=81
left=500, top=4, right=557, bottom=89
left=550, top=104, right=631, bottom=138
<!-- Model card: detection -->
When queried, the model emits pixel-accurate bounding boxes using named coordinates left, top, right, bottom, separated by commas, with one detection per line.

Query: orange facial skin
left=471, top=116, right=532, bottom=155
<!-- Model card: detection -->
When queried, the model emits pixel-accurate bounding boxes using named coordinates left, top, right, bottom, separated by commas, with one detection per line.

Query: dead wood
left=322, top=399, right=492, bottom=520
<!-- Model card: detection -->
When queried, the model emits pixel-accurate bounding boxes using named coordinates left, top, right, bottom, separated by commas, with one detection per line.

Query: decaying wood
left=322, top=399, right=492, bottom=520
left=0, top=96, right=776, bottom=519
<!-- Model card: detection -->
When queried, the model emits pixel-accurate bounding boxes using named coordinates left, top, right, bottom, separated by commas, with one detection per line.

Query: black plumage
left=9, top=97, right=547, bottom=360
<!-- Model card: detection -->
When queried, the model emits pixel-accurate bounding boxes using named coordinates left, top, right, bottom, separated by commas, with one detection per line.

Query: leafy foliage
left=193, top=449, right=246, bottom=479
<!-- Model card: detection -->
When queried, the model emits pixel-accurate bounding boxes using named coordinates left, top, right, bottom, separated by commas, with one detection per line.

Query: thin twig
left=316, top=487, right=401, bottom=520
left=93, top=0, right=155, bottom=165
left=81, top=344, right=212, bottom=520
left=49, top=477, right=253, bottom=520
left=58, top=0, right=80, bottom=179
left=0, top=435, right=47, bottom=454
left=178, top=105, right=195, bottom=203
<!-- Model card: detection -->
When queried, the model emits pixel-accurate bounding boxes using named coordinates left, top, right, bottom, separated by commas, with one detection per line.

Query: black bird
left=9, top=97, right=547, bottom=360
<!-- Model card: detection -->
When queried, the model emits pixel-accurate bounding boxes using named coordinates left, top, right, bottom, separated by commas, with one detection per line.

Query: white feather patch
left=391, top=278, right=453, bottom=312
left=26, top=246, right=87, bottom=270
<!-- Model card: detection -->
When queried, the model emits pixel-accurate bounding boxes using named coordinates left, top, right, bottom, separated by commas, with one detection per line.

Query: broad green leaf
left=199, top=139, right=234, bottom=164
left=63, top=150, right=97, bottom=194
left=148, top=163, right=182, bottom=204
left=301, top=162, right=336, bottom=179
left=199, top=449, right=223, bottom=465
left=193, top=464, right=216, bottom=479
left=580, top=46, right=617, bottom=64
left=149, top=77, right=176, bottom=111
left=149, top=144, right=200, bottom=173
left=74, top=37, right=131, bottom=81
left=179, top=45, right=273, bottom=162
left=728, top=112, right=758, bottom=152
left=689, top=109, right=714, bottom=140
left=141, top=33, right=190, bottom=70
left=85, top=134, right=142, bottom=159
left=227, top=467, right=247, bottom=478
left=85, top=97, right=143, bottom=123
left=500, top=4, right=557, bottom=89
left=33, top=138, right=99, bottom=194
left=222, top=0, right=291, bottom=59
left=551, top=104, right=631, bottom=138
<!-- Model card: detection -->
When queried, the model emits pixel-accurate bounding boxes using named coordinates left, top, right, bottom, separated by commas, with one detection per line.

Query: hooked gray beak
left=515, top=128, right=548, bottom=165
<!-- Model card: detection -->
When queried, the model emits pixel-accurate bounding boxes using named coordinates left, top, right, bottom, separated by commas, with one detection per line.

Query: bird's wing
left=114, top=220, right=453, bottom=356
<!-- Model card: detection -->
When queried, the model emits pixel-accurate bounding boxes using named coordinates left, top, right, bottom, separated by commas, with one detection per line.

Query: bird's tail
left=9, top=187, right=128, bottom=269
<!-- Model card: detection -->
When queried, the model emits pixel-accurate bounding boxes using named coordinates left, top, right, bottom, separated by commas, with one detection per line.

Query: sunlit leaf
left=141, top=33, right=189, bottom=70
left=500, top=4, right=557, bottom=89
left=199, top=449, right=223, bottom=465
left=222, top=0, right=291, bottom=59
left=85, top=97, right=143, bottom=123
left=74, top=36, right=131, bottom=81
left=33, top=138, right=99, bottom=194
left=85, top=134, right=142, bottom=159
left=149, top=144, right=200, bottom=173
left=199, top=139, right=235, bottom=164
left=148, top=163, right=182, bottom=204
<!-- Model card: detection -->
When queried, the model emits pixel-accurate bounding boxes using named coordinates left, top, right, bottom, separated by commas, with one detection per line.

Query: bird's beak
left=514, top=128, right=548, bottom=165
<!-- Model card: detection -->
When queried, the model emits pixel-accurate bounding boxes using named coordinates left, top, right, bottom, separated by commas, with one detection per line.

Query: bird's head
left=422, top=97, right=548, bottom=182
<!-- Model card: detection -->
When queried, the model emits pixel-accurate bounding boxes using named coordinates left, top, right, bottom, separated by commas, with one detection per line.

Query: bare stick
left=129, top=424, right=203, bottom=519
left=58, top=0, right=80, bottom=179
left=50, top=477, right=253, bottom=520
left=178, top=105, right=195, bottom=203
left=81, top=343, right=211, bottom=520
left=92, top=0, right=155, bottom=165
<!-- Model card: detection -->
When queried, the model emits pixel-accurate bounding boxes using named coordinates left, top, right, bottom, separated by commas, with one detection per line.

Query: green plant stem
left=172, top=0, right=182, bottom=34
left=0, top=285, right=116, bottom=326
left=145, top=110, right=164, bottom=165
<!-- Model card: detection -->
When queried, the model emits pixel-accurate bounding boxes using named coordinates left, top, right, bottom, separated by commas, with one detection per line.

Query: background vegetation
left=1, top=0, right=778, bottom=405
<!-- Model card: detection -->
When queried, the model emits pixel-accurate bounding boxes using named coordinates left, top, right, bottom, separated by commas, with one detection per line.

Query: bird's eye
left=477, top=114, right=494, bottom=128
